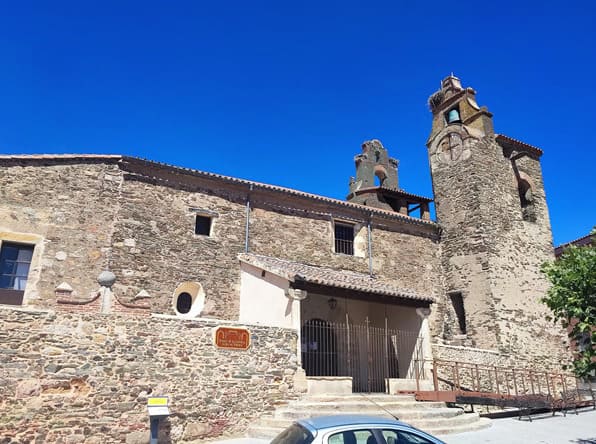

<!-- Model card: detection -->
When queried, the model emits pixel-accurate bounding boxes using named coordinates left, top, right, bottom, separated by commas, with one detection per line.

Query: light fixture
left=328, top=298, right=337, bottom=310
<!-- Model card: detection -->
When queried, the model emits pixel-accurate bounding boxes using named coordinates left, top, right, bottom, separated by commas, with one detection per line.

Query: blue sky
left=1, top=1, right=594, bottom=245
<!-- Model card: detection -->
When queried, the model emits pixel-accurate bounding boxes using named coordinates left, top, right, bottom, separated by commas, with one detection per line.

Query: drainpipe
left=245, top=184, right=253, bottom=253
left=367, top=214, right=373, bottom=277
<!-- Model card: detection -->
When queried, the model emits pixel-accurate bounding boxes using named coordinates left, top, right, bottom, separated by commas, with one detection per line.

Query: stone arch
left=514, top=171, right=536, bottom=221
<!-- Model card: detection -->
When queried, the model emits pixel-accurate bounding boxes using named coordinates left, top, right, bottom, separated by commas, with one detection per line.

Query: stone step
left=283, top=400, right=449, bottom=411
left=275, top=406, right=464, bottom=420
left=430, top=417, right=492, bottom=436
left=250, top=411, right=487, bottom=438
left=265, top=410, right=475, bottom=427
left=396, top=412, right=483, bottom=428
left=248, top=425, right=288, bottom=440
left=247, top=416, right=491, bottom=440
left=303, top=394, right=417, bottom=402
left=248, top=392, right=492, bottom=440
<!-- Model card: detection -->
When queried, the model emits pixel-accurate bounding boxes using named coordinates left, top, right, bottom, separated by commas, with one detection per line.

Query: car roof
left=297, top=414, right=407, bottom=431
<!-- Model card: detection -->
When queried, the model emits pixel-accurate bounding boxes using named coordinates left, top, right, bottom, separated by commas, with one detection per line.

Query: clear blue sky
left=1, top=1, right=594, bottom=245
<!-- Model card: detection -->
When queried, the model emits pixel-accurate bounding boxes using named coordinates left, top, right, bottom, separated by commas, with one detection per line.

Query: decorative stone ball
left=97, top=271, right=117, bottom=288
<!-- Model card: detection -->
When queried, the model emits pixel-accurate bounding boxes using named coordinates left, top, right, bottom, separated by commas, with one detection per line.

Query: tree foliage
left=541, top=229, right=596, bottom=378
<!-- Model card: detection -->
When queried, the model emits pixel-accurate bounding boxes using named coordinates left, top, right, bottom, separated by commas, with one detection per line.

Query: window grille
left=334, top=223, right=354, bottom=255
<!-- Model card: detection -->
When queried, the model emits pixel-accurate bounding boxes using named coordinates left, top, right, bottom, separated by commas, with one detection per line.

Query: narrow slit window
left=195, top=215, right=212, bottom=236
left=334, top=223, right=354, bottom=255
left=449, top=292, right=467, bottom=335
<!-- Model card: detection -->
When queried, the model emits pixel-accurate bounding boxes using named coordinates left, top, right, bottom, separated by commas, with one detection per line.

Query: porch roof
left=238, top=253, right=434, bottom=303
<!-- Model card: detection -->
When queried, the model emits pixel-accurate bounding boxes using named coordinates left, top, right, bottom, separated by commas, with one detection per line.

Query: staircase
left=247, top=393, right=491, bottom=439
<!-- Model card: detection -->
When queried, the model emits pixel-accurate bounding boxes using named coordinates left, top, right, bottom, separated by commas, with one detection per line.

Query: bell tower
left=426, top=76, right=565, bottom=365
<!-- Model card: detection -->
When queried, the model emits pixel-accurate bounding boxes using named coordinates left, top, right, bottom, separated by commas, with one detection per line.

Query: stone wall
left=0, top=157, right=440, bottom=321
left=0, top=306, right=299, bottom=443
left=428, top=131, right=569, bottom=366
left=371, top=228, right=441, bottom=302
left=108, top=162, right=441, bottom=319
left=0, top=160, right=122, bottom=308
left=482, top=146, right=566, bottom=364
left=109, top=174, right=248, bottom=318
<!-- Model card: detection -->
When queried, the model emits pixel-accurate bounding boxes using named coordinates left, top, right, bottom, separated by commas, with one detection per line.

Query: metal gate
left=301, top=317, right=425, bottom=392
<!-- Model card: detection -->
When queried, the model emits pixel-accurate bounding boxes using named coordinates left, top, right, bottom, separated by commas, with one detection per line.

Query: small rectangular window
left=195, top=216, right=212, bottom=236
left=0, top=242, right=34, bottom=305
left=334, top=222, right=354, bottom=255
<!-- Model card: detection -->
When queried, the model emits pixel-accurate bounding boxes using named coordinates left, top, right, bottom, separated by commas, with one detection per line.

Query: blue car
left=270, top=415, right=447, bottom=444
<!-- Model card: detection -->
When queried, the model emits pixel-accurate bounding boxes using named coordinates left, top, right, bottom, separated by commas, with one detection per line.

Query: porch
left=237, top=253, right=435, bottom=393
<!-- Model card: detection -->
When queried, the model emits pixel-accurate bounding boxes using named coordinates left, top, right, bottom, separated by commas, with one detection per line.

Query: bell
left=447, top=108, right=461, bottom=123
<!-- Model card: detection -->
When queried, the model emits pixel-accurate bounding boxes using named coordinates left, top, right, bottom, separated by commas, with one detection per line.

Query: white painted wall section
left=239, top=262, right=294, bottom=329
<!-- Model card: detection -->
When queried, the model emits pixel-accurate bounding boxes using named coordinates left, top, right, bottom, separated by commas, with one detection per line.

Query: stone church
left=0, top=76, right=569, bottom=442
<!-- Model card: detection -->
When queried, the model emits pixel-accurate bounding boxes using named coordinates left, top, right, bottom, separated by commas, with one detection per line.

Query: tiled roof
left=120, top=157, right=436, bottom=226
left=238, top=253, right=433, bottom=302
left=0, top=154, right=437, bottom=228
left=495, top=134, right=543, bottom=157
left=554, top=234, right=594, bottom=257
left=0, top=154, right=122, bottom=160
left=355, top=186, right=433, bottom=203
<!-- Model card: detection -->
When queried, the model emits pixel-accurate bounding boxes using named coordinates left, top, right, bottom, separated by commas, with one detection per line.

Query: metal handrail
left=412, top=358, right=578, bottom=400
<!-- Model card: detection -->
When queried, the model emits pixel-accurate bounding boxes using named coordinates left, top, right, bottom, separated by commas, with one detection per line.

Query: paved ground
left=436, top=408, right=596, bottom=444
left=209, top=409, right=596, bottom=444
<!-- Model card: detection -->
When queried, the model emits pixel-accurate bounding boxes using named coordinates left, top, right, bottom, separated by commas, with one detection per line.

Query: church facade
left=0, top=77, right=569, bottom=442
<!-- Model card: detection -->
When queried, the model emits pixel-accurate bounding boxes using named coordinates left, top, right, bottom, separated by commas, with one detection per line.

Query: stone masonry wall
left=0, top=306, right=299, bottom=444
left=0, top=161, right=122, bottom=308
left=371, top=228, right=441, bottom=300
left=109, top=174, right=248, bottom=317
left=481, top=146, right=567, bottom=365
left=110, top=167, right=441, bottom=319
left=0, top=158, right=440, bottom=321
left=431, top=136, right=501, bottom=348
left=249, top=202, right=441, bottom=299
left=429, top=133, right=569, bottom=367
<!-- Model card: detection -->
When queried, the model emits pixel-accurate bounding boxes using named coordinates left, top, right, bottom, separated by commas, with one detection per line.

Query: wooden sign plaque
left=214, top=326, right=251, bottom=350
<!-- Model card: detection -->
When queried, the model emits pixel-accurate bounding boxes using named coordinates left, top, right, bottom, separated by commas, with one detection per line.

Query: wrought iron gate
left=301, top=318, right=424, bottom=392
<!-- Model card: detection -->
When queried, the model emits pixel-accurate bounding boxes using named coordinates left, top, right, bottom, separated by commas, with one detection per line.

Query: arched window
left=172, top=282, right=205, bottom=317
left=518, top=179, right=532, bottom=208
left=517, top=175, right=536, bottom=222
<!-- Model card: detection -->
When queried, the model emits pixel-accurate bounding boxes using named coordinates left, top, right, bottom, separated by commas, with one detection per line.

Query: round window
left=172, top=282, right=205, bottom=318
left=176, top=292, right=193, bottom=314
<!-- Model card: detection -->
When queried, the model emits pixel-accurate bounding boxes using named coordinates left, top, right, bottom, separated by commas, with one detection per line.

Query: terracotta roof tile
left=238, top=253, right=433, bottom=302
left=554, top=233, right=594, bottom=257
left=0, top=154, right=437, bottom=228
left=121, top=157, right=436, bottom=227
left=0, top=154, right=122, bottom=160
left=495, top=134, right=543, bottom=157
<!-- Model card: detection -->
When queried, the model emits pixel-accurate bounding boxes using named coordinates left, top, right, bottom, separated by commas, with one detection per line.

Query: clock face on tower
left=434, top=131, right=471, bottom=165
